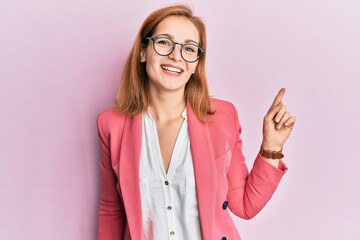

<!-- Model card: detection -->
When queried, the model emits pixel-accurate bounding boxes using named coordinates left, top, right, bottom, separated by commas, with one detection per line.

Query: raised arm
left=227, top=89, right=295, bottom=219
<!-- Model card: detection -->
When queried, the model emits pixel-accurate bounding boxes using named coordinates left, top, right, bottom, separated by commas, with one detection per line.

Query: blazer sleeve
left=97, top=112, right=126, bottom=239
left=227, top=104, right=287, bottom=219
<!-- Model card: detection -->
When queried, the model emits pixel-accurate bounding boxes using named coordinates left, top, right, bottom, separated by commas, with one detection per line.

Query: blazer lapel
left=187, top=106, right=216, bottom=240
left=119, top=114, right=143, bottom=239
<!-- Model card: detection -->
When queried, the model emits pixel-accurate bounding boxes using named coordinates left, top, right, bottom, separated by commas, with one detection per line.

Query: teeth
left=162, top=65, right=182, bottom=74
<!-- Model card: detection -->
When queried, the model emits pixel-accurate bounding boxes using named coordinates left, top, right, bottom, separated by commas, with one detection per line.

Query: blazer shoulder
left=209, top=97, right=242, bottom=131
left=210, top=98, right=237, bottom=115
left=97, top=108, right=126, bottom=120
left=97, top=108, right=127, bottom=134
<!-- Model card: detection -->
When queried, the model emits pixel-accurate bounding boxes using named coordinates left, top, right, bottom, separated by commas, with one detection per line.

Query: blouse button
left=170, top=231, right=175, bottom=235
left=221, top=237, right=227, bottom=240
left=167, top=206, right=172, bottom=210
left=222, top=201, right=228, bottom=210
left=164, top=181, right=169, bottom=185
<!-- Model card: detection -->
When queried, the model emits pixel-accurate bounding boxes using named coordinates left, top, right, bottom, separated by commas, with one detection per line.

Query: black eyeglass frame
left=143, top=36, right=205, bottom=63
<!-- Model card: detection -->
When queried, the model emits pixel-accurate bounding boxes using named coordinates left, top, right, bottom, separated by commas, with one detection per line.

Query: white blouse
left=139, top=109, right=202, bottom=240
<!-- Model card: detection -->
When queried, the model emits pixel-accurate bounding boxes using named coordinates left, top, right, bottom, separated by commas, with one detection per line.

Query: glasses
left=143, top=36, right=204, bottom=63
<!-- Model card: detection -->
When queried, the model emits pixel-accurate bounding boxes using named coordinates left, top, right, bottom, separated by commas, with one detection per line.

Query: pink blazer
left=97, top=99, right=287, bottom=240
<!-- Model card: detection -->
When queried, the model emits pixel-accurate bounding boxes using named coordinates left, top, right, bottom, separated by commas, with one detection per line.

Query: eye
left=158, top=40, right=168, bottom=45
left=184, top=45, right=197, bottom=53
left=155, top=38, right=172, bottom=46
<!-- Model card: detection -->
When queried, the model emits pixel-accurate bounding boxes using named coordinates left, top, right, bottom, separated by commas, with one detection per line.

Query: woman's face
left=140, top=15, right=200, bottom=95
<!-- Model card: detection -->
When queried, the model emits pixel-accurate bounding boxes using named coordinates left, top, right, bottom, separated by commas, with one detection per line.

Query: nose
left=168, top=43, right=182, bottom=62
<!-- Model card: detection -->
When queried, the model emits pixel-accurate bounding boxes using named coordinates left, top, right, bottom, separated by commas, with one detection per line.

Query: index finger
left=270, top=88, right=286, bottom=108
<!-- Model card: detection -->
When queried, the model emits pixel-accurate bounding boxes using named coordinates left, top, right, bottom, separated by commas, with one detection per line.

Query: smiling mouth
left=161, top=65, right=183, bottom=74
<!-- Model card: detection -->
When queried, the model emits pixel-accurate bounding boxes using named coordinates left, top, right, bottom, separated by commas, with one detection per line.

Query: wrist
left=261, top=141, right=283, bottom=152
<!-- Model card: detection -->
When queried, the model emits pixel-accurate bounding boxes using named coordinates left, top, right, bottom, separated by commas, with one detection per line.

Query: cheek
left=144, top=56, right=160, bottom=78
left=187, top=63, right=198, bottom=73
left=145, top=62, right=155, bottom=78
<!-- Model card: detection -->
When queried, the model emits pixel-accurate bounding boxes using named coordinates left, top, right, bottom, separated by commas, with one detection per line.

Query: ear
left=140, top=45, right=147, bottom=63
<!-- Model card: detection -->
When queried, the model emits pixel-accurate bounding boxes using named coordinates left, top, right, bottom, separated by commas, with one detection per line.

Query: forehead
left=153, top=15, right=200, bottom=43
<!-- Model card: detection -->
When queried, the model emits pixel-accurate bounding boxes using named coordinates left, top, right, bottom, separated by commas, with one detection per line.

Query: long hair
left=114, top=4, right=214, bottom=122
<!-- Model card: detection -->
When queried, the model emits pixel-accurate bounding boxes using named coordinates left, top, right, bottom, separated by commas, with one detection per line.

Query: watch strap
left=260, top=147, right=284, bottom=159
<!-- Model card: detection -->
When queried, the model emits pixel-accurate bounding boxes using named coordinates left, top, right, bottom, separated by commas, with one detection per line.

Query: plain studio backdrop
left=1, top=0, right=359, bottom=239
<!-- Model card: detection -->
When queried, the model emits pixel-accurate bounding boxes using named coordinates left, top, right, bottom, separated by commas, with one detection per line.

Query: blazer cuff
left=254, top=152, right=288, bottom=183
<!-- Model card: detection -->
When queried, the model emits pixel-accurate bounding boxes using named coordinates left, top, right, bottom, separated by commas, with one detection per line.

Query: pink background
left=1, top=0, right=359, bottom=239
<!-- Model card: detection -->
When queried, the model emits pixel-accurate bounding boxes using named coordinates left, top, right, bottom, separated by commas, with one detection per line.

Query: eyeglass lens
left=153, top=37, right=201, bottom=62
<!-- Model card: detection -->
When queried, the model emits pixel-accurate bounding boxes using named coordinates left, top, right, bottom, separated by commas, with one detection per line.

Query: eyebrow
left=155, top=33, right=200, bottom=45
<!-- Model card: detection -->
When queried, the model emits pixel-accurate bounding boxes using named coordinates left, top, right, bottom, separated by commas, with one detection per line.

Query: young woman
left=97, top=4, right=296, bottom=240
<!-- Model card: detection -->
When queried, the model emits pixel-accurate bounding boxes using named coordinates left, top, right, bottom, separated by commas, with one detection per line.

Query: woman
left=97, top=4, right=296, bottom=240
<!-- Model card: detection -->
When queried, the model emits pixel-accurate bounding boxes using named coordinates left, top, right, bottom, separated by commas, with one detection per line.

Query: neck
left=149, top=89, right=186, bottom=122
